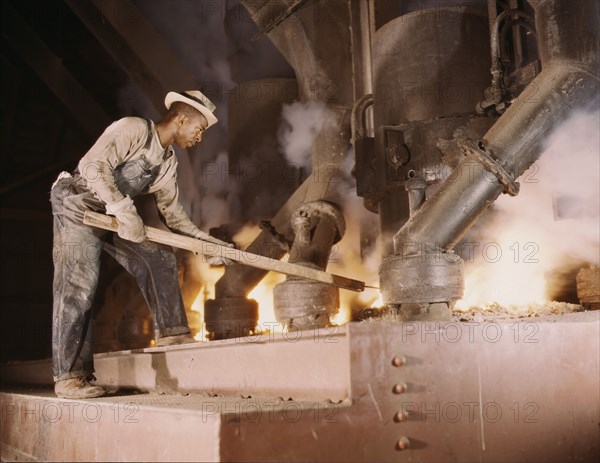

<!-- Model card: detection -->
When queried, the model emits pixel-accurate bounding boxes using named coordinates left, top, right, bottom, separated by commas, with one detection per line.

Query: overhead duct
left=380, top=0, right=600, bottom=319
left=207, top=0, right=354, bottom=336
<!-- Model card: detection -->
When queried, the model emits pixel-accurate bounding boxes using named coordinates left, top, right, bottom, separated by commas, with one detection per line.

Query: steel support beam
left=1, top=2, right=111, bottom=137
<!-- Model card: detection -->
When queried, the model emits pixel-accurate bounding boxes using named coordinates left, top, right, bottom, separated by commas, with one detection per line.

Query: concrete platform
left=0, top=389, right=349, bottom=462
left=1, top=327, right=351, bottom=402
left=1, top=313, right=599, bottom=462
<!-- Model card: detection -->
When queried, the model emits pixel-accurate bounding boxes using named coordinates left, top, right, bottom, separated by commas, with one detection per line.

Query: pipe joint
left=460, top=140, right=520, bottom=196
left=291, top=201, right=346, bottom=245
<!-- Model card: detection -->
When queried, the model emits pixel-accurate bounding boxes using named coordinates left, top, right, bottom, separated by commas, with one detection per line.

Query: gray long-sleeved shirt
left=77, top=117, right=202, bottom=237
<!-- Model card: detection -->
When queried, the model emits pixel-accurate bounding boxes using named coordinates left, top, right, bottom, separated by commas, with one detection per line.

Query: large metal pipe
left=392, top=0, right=599, bottom=257
left=371, top=5, right=493, bottom=259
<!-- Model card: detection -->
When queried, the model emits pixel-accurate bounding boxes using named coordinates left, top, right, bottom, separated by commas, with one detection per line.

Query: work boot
left=55, top=376, right=106, bottom=399
left=156, top=333, right=197, bottom=347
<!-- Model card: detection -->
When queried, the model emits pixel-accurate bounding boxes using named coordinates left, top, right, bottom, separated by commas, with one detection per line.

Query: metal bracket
left=460, top=141, right=520, bottom=196
left=258, top=220, right=292, bottom=252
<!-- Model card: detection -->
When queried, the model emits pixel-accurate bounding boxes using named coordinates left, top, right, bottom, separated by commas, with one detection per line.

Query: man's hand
left=193, top=230, right=234, bottom=266
left=105, top=196, right=146, bottom=243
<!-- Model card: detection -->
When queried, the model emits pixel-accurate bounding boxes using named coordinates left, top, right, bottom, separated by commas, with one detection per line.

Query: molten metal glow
left=248, top=272, right=286, bottom=333
left=190, top=290, right=205, bottom=341
left=456, top=197, right=552, bottom=310
left=456, top=233, right=548, bottom=309
left=189, top=212, right=386, bottom=334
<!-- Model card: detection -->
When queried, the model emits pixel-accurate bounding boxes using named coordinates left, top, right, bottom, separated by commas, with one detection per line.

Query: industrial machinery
left=1, top=0, right=598, bottom=461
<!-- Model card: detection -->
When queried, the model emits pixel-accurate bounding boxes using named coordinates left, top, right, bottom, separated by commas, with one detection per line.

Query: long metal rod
left=83, top=211, right=365, bottom=292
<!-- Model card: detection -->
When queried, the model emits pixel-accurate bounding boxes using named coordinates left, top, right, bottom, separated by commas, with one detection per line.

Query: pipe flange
left=291, top=201, right=346, bottom=243
left=460, top=141, right=520, bottom=196
left=273, top=278, right=340, bottom=323
left=379, top=253, right=464, bottom=305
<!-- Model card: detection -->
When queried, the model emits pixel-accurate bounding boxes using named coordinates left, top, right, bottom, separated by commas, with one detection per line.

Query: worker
left=50, top=90, right=231, bottom=399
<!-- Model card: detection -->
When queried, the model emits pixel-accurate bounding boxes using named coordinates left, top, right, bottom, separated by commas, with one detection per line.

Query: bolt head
left=392, top=383, right=407, bottom=394
left=393, top=411, right=406, bottom=422
left=392, top=356, right=406, bottom=367
left=396, top=436, right=410, bottom=450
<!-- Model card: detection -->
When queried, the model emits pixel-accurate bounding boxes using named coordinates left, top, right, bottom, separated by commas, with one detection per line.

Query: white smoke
left=496, top=109, right=599, bottom=264
left=118, top=1, right=235, bottom=230
left=198, top=151, right=230, bottom=229
left=458, top=109, right=600, bottom=308
left=326, top=152, right=383, bottom=319
left=277, top=101, right=335, bottom=172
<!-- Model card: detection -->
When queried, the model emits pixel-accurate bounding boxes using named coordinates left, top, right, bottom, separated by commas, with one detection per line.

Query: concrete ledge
left=1, top=326, right=351, bottom=402
left=0, top=389, right=352, bottom=462
left=0, top=390, right=222, bottom=462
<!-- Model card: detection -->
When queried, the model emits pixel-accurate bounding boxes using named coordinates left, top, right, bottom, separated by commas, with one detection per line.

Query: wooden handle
left=83, top=211, right=365, bottom=292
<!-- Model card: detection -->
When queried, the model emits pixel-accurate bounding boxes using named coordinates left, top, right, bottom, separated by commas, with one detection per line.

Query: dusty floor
left=357, top=301, right=589, bottom=323
left=452, top=301, right=586, bottom=322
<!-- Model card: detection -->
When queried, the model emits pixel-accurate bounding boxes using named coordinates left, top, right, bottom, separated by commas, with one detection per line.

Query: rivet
left=393, top=411, right=406, bottom=422
left=392, top=356, right=406, bottom=367
left=396, top=436, right=410, bottom=451
left=392, top=383, right=407, bottom=394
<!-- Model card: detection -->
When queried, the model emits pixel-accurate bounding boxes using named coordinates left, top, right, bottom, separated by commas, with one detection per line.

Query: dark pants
left=50, top=176, right=190, bottom=381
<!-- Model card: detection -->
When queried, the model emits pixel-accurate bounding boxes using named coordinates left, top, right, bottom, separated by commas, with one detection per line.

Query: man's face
left=175, top=113, right=208, bottom=149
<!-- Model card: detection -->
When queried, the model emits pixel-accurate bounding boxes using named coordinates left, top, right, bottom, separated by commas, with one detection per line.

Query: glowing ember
left=331, top=306, right=350, bottom=326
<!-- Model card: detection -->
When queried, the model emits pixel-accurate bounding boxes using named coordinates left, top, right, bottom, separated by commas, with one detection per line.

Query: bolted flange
left=204, top=297, right=259, bottom=340
left=379, top=252, right=464, bottom=321
left=273, top=277, right=339, bottom=331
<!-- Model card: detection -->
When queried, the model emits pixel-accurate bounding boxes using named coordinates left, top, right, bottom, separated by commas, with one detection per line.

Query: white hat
left=164, top=90, right=218, bottom=128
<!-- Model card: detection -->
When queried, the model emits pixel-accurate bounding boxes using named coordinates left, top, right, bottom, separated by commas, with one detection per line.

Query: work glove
left=193, top=230, right=235, bottom=266
left=105, top=196, right=146, bottom=243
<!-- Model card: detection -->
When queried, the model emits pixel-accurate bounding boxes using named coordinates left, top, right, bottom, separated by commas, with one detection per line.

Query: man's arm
left=78, top=118, right=148, bottom=242
left=154, top=177, right=203, bottom=238
left=154, top=176, right=233, bottom=266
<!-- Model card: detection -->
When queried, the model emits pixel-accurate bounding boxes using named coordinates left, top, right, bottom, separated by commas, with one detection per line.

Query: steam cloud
left=117, top=0, right=234, bottom=229
left=278, top=101, right=335, bottom=173
left=497, top=109, right=599, bottom=264
left=458, top=109, right=600, bottom=307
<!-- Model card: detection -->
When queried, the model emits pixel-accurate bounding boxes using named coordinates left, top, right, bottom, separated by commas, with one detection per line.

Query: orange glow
left=248, top=272, right=286, bottom=333
left=457, top=111, right=600, bottom=310
left=189, top=214, right=385, bottom=334
left=456, top=174, right=555, bottom=310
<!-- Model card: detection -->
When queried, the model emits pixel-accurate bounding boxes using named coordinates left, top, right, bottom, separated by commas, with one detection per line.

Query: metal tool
left=83, top=211, right=366, bottom=292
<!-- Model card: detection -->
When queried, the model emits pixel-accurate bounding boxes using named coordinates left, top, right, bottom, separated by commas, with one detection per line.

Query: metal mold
left=380, top=253, right=464, bottom=304
left=204, top=297, right=259, bottom=340
left=273, top=277, right=339, bottom=330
